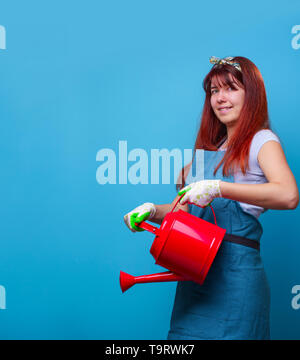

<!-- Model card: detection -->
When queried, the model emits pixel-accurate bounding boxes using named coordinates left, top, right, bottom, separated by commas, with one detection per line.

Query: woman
left=123, top=56, right=299, bottom=340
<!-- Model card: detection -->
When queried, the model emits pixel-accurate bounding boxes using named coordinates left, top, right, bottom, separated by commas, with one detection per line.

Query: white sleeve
left=234, top=129, right=281, bottom=218
left=248, top=130, right=281, bottom=173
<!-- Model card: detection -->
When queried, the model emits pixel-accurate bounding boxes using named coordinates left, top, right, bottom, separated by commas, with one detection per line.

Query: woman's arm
left=151, top=197, right=189, bottom=225
left=150, top=161, right=192, bottom=224
left=124, top=162, right=191, bottom=231
left=220, top=141, right=299, bottom=210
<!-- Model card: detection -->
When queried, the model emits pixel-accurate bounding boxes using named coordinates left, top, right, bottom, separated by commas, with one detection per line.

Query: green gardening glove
left=124, top=203, right=156, bottom=232
left=178, top=180, right=222, bottom=207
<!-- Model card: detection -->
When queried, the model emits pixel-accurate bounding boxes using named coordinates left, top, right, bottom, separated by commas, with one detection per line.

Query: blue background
left=0, top=0, right=299, bottom=339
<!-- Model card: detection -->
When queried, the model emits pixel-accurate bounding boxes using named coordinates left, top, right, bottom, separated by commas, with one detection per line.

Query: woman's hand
left=178, top=180, right=222, bottom=207
left=124, top=203, right=157, bottom=232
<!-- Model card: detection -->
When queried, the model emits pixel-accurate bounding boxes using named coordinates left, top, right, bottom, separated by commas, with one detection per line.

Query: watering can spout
left=119, top=270, right=186, bottom=293
left=120, top=271, right=136, bottom=293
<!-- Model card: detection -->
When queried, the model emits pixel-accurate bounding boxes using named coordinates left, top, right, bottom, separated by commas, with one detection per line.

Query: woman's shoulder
left=248, top=129, right=281, bottom=170
left=251, top=129, right=280, bottom=145
left=250, top=129, right=280, bottom=156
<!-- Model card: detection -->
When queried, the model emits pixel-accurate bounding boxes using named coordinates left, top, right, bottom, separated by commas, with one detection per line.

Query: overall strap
left=223, top=233, right=260, bottom=251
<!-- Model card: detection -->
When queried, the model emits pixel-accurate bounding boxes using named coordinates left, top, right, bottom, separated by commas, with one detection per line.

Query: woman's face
left=210, top=74, right=245, bottom=127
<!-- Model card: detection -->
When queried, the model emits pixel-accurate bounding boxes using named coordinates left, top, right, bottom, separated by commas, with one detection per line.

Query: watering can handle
left=171, top=194, right=218, bottom=226
left=136, top=195, right=217, bottom=231
left=136, top=220, right=159, bottom=234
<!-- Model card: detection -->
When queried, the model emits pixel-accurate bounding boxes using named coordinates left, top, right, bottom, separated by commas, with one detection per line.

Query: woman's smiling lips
left=218, top=106, right=233, bottom=114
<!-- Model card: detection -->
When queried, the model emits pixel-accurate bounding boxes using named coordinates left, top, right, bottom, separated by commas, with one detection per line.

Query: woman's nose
left=217, top=90, right=227, bottom=102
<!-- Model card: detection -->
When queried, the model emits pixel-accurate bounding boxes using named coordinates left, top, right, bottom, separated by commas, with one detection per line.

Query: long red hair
left=177, top=56, right=271, bottom=190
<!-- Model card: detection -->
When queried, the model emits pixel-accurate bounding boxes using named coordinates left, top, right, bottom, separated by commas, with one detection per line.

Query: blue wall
left=0, top=0, right=299, bottom=339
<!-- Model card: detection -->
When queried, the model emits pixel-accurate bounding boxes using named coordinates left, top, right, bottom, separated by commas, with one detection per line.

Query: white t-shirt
left=220, top=129, right=281, bottom=218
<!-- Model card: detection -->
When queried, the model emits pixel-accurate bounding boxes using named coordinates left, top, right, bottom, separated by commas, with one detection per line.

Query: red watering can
left=120, top=196, right=226, bottom=293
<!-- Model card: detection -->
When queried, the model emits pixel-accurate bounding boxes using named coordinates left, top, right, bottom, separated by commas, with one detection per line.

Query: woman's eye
left=228, top=86, right=237, bottom=91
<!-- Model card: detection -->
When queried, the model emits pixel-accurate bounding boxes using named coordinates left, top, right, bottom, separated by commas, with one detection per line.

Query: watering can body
left=150, top=209, right=226, bottom=284
left=120, top=207, right=226, bottom=292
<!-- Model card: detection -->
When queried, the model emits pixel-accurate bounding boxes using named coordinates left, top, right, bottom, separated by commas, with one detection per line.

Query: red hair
left=177, top=56, right=271, bottom=190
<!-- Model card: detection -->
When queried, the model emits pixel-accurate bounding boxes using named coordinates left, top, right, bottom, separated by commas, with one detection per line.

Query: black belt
left=223, top=233, right=260, bottom=251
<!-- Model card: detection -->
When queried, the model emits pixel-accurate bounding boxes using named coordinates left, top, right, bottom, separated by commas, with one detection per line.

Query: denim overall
left=167, top=150, right=270, bottom=340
